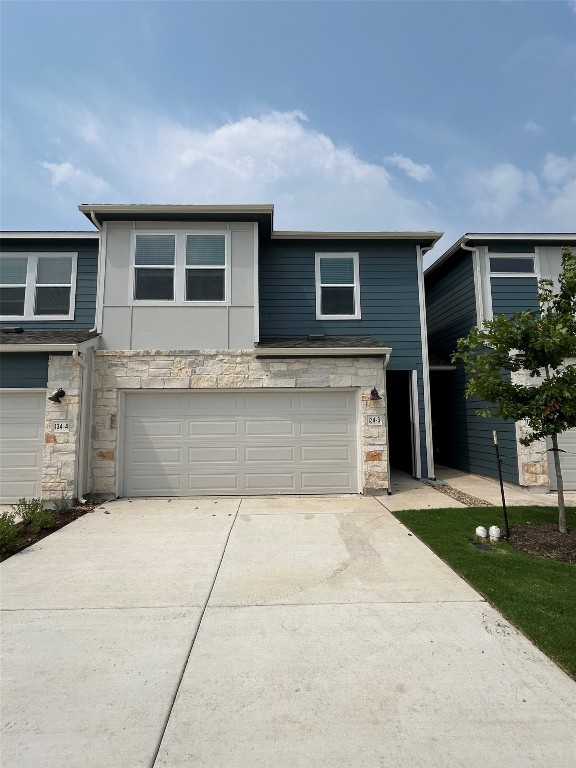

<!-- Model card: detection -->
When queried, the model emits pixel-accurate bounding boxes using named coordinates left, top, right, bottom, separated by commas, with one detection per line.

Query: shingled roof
left=0, top=328, right=99, bottom=346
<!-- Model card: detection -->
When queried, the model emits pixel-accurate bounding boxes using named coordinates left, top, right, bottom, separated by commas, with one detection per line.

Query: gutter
left=255, top=347, right=392, bottom=360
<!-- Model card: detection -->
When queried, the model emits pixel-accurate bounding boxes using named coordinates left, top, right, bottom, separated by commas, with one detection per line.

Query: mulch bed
left=0, top=502, right=100, bottom=563
left=507, top=523, right=576, bottom=564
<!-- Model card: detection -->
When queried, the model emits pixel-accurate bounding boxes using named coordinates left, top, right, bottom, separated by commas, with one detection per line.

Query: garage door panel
left=0, top=392, right=45, bottom=502
left=123, top=391, right=358, bottom=496
left=126, top=420, right=183, bottom=439
left=549, top=428, right=576, bottom=491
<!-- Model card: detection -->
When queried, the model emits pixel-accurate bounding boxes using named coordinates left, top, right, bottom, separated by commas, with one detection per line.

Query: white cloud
left=40, top=161, right=110, bottom=195
left=541, top=152, right=576, bottom=186
left=36, top=108, right=439, bottom=231
left=383, top=153, right=434, bottom=182
left=523, top=119, right=541, bottom=136
left=467, top=163, right=540, bottom=219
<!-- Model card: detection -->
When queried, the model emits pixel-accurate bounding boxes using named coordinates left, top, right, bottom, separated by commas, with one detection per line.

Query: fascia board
left=0, top=231, right=98, bottom=239
left=273, top=231, right=443, bottom=243
left=255, top=347, right=392, bottom=357
left=0, top=343, right=84, bottom=352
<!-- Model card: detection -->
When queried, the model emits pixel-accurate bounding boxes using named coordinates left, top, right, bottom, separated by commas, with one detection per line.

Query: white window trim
left=0, top=252, right=77, bottom=321
left=315, top=252, right=361, bottom=320
left=130, top=230, right=231, bottom=306
left=483, top=247, right=541, bottom=320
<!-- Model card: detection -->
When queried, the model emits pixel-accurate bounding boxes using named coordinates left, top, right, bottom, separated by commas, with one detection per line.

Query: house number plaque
left=53, top=421, right=70, bottom=433
left=365, top=415, right=383, bottom=426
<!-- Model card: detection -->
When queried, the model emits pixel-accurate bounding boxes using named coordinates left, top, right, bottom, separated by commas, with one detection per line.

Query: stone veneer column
left=91, top=350, right=388, bottom=495
left=43, top=355, right=83, bottom=499
left=511, top=369, right=550, bottom=489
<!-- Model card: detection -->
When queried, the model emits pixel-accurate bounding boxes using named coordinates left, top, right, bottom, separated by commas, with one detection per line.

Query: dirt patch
left=507, top=523, right=576, bottom=564
left=1, top=501, right=101, bottom=562
left=426, top=481, right=494, bottom=507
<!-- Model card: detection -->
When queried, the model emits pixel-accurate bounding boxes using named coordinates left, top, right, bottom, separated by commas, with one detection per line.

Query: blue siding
left=0, top=353, right=48, bottom=388
left=491, top=277, right=539, bottom=317
left=0, top=238, right=98, bottom=329
left=259, top=239, right=430, bottom=474
left=426, top=250, right=519, bottom=483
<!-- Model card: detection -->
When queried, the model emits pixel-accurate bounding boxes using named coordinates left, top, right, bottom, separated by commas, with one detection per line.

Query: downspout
left=460, top=241, right=484, bottom=326
left=72, top=348, right=89, bottom=503
left=417, top=245, right=435, bottom=480
left=89, top=211, right=106, bottom=334
left=382, top=350, right=393, bottom=494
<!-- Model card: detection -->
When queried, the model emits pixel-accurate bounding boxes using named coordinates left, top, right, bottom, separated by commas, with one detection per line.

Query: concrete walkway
left=1, top=491, right=575, bottom=767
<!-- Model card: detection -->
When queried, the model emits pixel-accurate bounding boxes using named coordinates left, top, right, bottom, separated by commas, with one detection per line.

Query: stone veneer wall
left=43, top=355, right=83, bottom=499
left=91, top=350, right=388, bottom=495
left=511, top=369, right=550, bottom=489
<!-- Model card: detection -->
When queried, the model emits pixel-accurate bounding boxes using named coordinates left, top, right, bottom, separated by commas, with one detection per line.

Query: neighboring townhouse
left=0, top=232, right=100, bottom=502
left=79, top=204, right=441, bottom=497
left=425, top=233, right=576, bottom=491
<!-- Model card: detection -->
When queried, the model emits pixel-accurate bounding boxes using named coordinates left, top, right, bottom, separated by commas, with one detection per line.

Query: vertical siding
left=426, top=251, right=519, bottom=483
left=490, top=277, right=539, bottom=317
left=259, top=239, right=429, bottom=474
left=0, top=353, right=48, bottom=388
left=0, top=238, right=98, bottom=329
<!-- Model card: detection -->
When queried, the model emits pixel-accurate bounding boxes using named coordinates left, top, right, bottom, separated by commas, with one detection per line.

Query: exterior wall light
left=370, top=387, right=382, bottom=400
left=48, top=389, right=66, bottom=403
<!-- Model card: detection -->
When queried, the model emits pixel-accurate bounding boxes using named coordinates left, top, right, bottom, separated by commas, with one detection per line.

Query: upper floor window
left=133, top=232, right=228, bottom=304
left=488, top=255, right=535, bottom=275
left=0, top=254, right=76, bottom=320
left=315, top=253, right=361, bottom=320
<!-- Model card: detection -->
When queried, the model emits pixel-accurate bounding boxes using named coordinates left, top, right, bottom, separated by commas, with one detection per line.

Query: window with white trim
left=488, top=254, right=536, bottom=275
left=315, top=253, right=360, bottom=319
left=132, top=232, right=228, bottom=303
left=0, top=253, right=76, bottom=319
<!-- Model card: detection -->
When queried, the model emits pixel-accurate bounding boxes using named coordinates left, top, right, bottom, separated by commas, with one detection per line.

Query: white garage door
left=0, top=391, right=45, bottom=503
left=122, top=390, right=358, bottom=496
left=548, top=428, right=576, bottom=491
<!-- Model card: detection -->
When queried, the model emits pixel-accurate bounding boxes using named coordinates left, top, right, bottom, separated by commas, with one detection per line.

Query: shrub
left=26, top=508, right=55, bottom=534
left=52, top=493, right=73, bottom=514
left=12, top=497, right=44, bottom=523
left=0, top=512, right=20, bottom=554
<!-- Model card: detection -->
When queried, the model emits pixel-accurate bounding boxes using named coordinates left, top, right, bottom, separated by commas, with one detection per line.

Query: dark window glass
left=0, top=287, right=25, bottom=315
left=186, top=269, right=225, bottom=301
left=321, top=286, right=355, bottom=316
left=489, top=257, right=535, bottom=273
left=134, top=268, right=174, bottom=300
left=35, top=286, right=71, bottom=315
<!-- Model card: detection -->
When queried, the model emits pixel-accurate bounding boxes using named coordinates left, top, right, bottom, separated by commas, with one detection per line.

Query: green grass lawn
left=393, top=506, right=576, bottom=678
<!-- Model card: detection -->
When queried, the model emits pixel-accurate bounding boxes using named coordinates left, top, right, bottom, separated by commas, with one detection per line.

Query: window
left=315, top=253, right=360, bottom=319
left=132, top=232, right=228, bottom=303
left=489, top=256, right=535, bottom=274
left=0, top=254, right=76, bottom=319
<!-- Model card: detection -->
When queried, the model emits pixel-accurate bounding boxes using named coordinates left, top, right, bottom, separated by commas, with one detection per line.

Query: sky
left=1, top=0, right=575, bottom=263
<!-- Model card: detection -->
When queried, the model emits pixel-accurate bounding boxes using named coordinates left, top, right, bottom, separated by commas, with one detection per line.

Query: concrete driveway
left=1, top=494, right=575, bottom=768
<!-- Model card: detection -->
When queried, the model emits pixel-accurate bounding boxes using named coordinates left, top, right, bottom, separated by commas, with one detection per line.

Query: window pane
left=186, top=235, right=226, bottom=266
left=0, top=287, right=25, bottom=315
left=134, top=268, right=174, bottom=300
left=35, top=286, right=71, bottom=315
left=490, top=257, right=535, bottom=273
left=37, top=257, right=72, bottom=284
left=135, top=235, right=175, bottom=265
left=186, top=269, right=225, bottom=301
left=321, top=286, right=355, bottom=316
left=320, top=258, right=354, bottom=284
left=0, top=258, right=27, bottom=284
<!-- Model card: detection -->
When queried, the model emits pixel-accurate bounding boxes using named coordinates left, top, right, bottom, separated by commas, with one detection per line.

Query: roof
left=255, top=335, right=391, bottom=357
left=78, top=203, right=442, bottom=246
left=426, top=232, right=576, bottom=278
left=0, top=231, right=98, bottom=240
left=0, top=328, right=100, bottom=351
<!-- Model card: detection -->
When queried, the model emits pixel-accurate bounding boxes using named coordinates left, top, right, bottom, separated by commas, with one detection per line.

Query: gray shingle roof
left=0, top=328, right=99, bottom=345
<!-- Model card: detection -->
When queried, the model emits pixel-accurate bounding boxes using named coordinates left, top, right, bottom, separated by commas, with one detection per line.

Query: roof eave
left=255, top=346, right=392, bottom=358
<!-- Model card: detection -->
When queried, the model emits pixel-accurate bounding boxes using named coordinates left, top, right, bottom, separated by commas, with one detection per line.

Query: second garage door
left=122, top=390, right=359, bottom=496
left=548, top=428, right=576, bottom=492
left=0, top=391, right=45, bottom=503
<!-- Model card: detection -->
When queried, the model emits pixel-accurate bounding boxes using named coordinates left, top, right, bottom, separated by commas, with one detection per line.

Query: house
left=425, top=233, right=576, bottom=492
left=0, top=231, right=100, bottom=503
left=77, top=204, right=442, bottom=497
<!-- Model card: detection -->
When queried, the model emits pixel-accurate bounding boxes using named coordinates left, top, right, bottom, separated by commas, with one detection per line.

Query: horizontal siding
left=0, top=239, right=98, bottom=329
left=259, top=239, right=429, bottom=474
left=490, top=277, right=539, bottom=317
left=0, top=353, right=48, bottom=388
left=426, top=252, right=476, bottom=360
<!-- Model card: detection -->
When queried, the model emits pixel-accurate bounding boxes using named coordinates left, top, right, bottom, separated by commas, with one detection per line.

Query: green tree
left=454, top=247, right=576, bottom=533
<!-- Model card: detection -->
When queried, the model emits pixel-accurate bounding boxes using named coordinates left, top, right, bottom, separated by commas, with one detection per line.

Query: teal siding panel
left=259, top=239, right=429, bottom=474
left=426, top=251, right=519, bottom=482
left=0, top=238, right=98, bottom=329
left=0, top=353, right=48, bottom=388
left=490, top=277, right=539, bottom=317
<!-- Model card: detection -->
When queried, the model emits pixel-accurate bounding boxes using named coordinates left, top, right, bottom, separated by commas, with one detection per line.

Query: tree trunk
left=551, top=432, right=568, bottom=534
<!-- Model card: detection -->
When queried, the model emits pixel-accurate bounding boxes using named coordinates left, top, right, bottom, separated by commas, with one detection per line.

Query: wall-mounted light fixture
left=370, top=387, right=382, bottom=401
left=48, top=389, right=66, bottom=404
